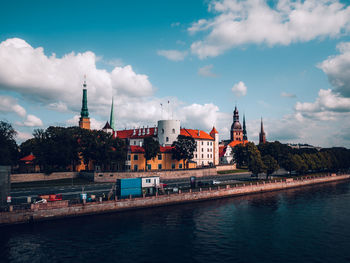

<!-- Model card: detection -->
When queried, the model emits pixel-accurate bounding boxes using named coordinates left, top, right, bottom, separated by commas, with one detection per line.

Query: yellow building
left=127, top=145, right=196, bottom=171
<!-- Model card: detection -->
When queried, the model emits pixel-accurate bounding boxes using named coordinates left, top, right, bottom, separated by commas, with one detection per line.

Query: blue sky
left=1, top=0, right=350, bottom=147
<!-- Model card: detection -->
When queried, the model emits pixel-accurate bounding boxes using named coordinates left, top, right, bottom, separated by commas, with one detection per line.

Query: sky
left=1, top=0, right=350, bottom=148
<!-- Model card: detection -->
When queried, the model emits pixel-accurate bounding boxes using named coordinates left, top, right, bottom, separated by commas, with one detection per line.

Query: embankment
left=1, top=174, right=349, bottom=226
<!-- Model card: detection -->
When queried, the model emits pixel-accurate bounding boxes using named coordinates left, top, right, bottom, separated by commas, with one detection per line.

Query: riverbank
left=1, top=173, right=349, bottom=226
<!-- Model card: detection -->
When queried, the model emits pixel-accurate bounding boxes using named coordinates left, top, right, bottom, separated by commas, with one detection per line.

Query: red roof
left=160, top=146, right=173, bottom=153
left=210, top=126, right=218, bottom=135
left=180, top=128, right=214, bottom=140
left=115, top=127, right=157, bottom=139
left=130, top=145, right=145, bottom=153
left=219, top=146, right=227, bottom=158
left=228, top=140, right=249, bottom=148
left=20, top=154, right=35, bottom=162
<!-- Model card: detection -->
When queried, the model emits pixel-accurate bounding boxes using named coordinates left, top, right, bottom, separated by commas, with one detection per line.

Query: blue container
left=117, top=178, right=142, bottom=189
left=119, top=188, right=142, bottom=198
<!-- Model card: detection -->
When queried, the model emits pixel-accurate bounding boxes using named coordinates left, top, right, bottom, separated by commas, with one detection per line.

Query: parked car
left=212, top=180, right=221, bottom=185
left=172, top=187, right=179, bottom=193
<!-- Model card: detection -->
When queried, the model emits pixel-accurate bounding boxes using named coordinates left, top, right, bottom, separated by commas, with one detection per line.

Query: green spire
left=109, top=97, right=116, bottom=131
left=80, top=79, right=89, bottom=118
left=243, top=114, right=248, bottom=141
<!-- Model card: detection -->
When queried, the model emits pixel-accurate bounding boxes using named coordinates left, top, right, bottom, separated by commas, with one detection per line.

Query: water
left=1, top=181, right=350, bottom=263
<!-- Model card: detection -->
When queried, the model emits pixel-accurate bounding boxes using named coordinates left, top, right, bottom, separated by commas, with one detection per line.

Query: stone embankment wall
left=1, top=174, right=349, bottom=225
left=11, top=172, right=79, bottom=183
left=92, top=167, right=217, bottom=182
left=216, top=164, right=236, bottom=172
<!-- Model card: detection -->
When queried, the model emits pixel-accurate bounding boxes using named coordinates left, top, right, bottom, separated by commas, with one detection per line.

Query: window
left=166, top=137, right=169, bottom=142
left=134, top=154, right=138, bottom=160
left=110, top=174, right=113, bottom=177
left=210, top=154, right=212, bottom=158
left=207, top=154, right=209, bottom=158
left=158, top=154, right=162, bottom=160
left=195, top=154, right=197, bottom=158
left=147, top=164, right=151, bottom=170
left=171, top=163, right=175, bottom=169
left=201, top=148, right=204, bottom=152
left=134, top=165, right=138, bottom=171
left=162, top=128, right=164, bottom=134
left=207, top=142, right=209, bottom=146
left=133, top=141, right=136, bottom=145
left=201, top=141, right=203, bottom=145
left=201, top=154, right=204, bottom=158
left=210, top=142, right=212, bottom=146
left=99, top=174, right=103, bottom=177
left=158, top=164, right=162, bottom=170
left=172, top=128, right=175, bottom=134
left=127, top=155, right=131, bottom=160
left=179, top=163, right=183, bottom=169
left=146, top=179, right=151, bottom=183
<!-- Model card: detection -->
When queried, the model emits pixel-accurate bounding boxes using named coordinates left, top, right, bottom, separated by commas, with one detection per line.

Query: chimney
left=198, top=130, right=200, bottom=136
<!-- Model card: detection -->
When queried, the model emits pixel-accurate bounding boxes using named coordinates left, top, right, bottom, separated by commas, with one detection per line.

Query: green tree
left=143, top=137, right=160, bottom=170
left=0, top=121, right=18, bottom=165
left=233, top=143, right=249, bottom=167
left=171, top=135, right=196, bottom=169
left=262, top=155, right=279, bottom=179
left=246, top=142, right=266, bottom=175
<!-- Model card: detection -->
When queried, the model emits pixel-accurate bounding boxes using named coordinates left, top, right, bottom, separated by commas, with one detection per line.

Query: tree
left=233, top=143, right=249, bottom=167
left=0, top=121, right=18, bottom=165
left=143, top=137, right=160, bottom=170
left=262, top=155, right=279, bottom=179
left=171, top=135, right=196, bottom=169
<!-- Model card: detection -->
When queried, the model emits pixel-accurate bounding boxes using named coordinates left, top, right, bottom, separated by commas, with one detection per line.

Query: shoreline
left=1, top=174, right=349, bottom=226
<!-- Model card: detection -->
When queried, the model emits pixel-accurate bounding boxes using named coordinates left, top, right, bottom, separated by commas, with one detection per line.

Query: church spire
left=243, top=114, right=248, bottom=141
left=259, top=117, right=266, bottom=144
left=79, top=76, right=91, bottom=129
left=109, top=96, right=116, bottom=131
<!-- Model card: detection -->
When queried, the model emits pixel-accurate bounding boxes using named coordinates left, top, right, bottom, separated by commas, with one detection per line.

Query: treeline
left=234, top=141, right=350, bottom=178
left=0, top=121, right=127, bottom=172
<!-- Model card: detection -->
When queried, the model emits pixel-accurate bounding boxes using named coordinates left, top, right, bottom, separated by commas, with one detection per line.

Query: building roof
left=219, top=145, right=227, bottom=158
left=180, top=128, right=214, bottom=140
left=102, top=121, right=111, bottom=130
left=210, top=126, right=218, bottom=135
left=115, top=127, right=157, bottom=139
left=227, top=140, right=249, bottom=148
left=20, top=154, right=35, bottom=162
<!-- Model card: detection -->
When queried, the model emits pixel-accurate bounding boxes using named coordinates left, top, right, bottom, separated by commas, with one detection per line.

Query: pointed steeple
left=80, top=77, right=89, bottom=118
left=243, top=114, right=248, bottom=141
left=109, top=97, right=116, bottom=131
left=259, top=117, right=266, bottom=144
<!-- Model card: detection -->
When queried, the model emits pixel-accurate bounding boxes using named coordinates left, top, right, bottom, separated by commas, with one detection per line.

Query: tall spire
left=79, top=76, right=91, bottom=129
left=80, top=76, right=89, bottom=118
left=259, top=117, right=266, bottom=144
left=109, top=96, right=116, bottom=131
left=243, top=114, right=248, bottom=141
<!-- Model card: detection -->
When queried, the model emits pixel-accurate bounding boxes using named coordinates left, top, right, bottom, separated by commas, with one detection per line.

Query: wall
left=216, top=164, right=237, bottom=172
left=93, top=167, right=218, bottom=182
left=11, top=172, right=79, bottom=183
left=1, top=174, right=349, bottom=225
left=130, top=152, right=187, bottom=171
left=0, top=166, right=10, bottom=205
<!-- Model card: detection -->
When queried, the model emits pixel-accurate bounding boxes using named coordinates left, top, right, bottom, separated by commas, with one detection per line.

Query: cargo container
left=117, top=178, right=142, bottom=189
left=119, top=188, right=142, bottom=198
left=141, top=176, right=160, bottom=188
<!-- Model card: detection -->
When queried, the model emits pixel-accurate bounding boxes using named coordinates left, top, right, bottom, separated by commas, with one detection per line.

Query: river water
left=1, top=181, right=350, bottom=263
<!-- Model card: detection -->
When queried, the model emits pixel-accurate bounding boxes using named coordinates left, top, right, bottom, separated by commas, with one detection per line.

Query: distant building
left=78, top=78, right=90, bottom=130
left=230, top=106, right=243, bottom=141
left=259, top=118, right=266, bottom=144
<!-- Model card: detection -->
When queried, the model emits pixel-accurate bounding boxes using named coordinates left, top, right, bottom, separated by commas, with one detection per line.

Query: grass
left=217, top=169, right=249, bottom=175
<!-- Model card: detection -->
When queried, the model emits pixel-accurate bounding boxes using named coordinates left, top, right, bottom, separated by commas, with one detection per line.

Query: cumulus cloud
left=189, top=0, right=350, bottom=58
left=0, top=38, right=154, bottom=112
left=17, top=114, right=43, bottom=127
left=16, top=131, right=33, bottom=141
left=0, top=95, right=26, bottom=117
left=198, top=64, right=217, bottom=77
left=281, top=92, right=296, bottom=98
left=318, top=42, right=350, bottom=97
left=157, top=49, right=188, bottom=61
left=232, top=81, right=247, bottom=97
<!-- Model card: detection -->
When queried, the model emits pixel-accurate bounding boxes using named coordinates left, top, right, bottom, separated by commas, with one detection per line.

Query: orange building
left=126, top=145, right=196, bottom=171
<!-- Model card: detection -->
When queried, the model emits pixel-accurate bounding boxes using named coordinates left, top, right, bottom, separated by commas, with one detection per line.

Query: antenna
left=160, top=103, right=163, bottom=119
left=167, top=100, right=170, bottom=120
left=83, top=74, right=87, bottom=88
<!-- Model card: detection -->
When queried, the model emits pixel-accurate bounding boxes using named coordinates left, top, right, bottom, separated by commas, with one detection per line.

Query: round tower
left=157, top=120, right=180, bottom=146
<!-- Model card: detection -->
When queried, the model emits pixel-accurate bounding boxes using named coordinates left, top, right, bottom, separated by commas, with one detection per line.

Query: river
left=1, top=180, right=350, bottom=263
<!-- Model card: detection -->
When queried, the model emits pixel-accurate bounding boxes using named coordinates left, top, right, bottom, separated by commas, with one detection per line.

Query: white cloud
left=0, top=38, right=154, bottom=112
left=198, top=64, right=217, bottom=77
left=47, top=101, right=68, bottom=112
left=17, top=114, right=43, bottom=127
left=281, top=92, right=296, bottom=98
left=16, top=131, right=33, bottom=142
left=232, top=81, right=247, bottom=97
left=157, top=49, right=188, bottom=61
left=0, top=95, right=26, bottom=117
left=189, top=0, right=350, bottom=58
left=318, top=42, right=350, bottom=97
